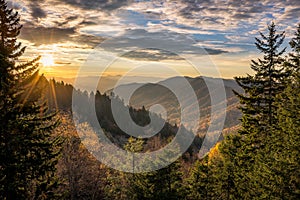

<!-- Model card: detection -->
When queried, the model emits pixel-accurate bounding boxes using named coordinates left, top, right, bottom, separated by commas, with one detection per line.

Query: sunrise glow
left=40, top=54, right=54, bottom=67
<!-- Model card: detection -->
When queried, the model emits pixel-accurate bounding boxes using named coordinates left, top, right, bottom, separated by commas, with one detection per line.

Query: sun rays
left=40, top=54, right=55, bottom=67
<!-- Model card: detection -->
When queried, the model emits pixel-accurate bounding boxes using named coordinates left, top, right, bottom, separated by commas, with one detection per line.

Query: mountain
left=43, top=75, right=242, bottom=156
left=43, top=78, right=202, bottom=160
left=51, top=75, right=164, bottom=93
left=108, top=76, right=243, bottom=138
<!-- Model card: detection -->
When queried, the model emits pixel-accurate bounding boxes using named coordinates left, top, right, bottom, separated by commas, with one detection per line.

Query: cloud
left=122, top=48, right=184, bottom=61
left=53, top=15, right=82, bottom=27
left=30, top=4, right=47, bottom=18
left=279, top=6, right=300, bottom=21
left=232, top=13, right=253, bottom=20
left=125, top=0, right=297, bottom=34
left=177, top=0, right=300, bottom=24
left=20, top=25, right=104, bottom=47
left=17, top=0, right=300, bottom=64
left=56, top=0, right=133, bottom=11
left=74, top=34, right=105, bottom=47
left=20, top=25, right=76, bottom=45
left=98, top=28, right=227, bottom=61
left=7, top=1, right=24, bottom=10
left=79, top=20, right=98, bottom=26
left=55, top=61, right=71, bottom=65
left=27, top=0, right=47, bottom=19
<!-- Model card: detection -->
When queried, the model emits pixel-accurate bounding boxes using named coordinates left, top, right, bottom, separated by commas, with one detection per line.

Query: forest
left=0, top=0, right=299, bottom=199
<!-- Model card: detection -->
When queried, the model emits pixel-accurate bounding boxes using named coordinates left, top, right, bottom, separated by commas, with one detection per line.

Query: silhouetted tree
left=234, top=22, right=286, bottom=133
left=288, top=23, right=300, bottom=74
left=0, top=1, right=62, bottom=199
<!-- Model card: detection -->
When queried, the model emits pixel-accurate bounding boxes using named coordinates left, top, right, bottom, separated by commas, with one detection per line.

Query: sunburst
left=40, top=54, right=55, bottom=67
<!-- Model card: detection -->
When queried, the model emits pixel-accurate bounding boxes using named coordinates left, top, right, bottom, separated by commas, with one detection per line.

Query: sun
left=40, top=54, right=55, bottom=67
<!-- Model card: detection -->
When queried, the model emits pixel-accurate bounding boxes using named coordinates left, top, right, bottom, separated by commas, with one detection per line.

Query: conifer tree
left=151, top=158, right=183, bottom=200
left=234, top=22, right=286, bottom=134
left=211, top=136, right=243, bottom=200
left=0, top=1, right=62, bottom=199
left=288, top=23, right=300, bottom=74
left=123, top=137, right=183, bottom=200
left=274, top=73, right=300, bottom=198
left=260, top=23, right=300, bottom=199
left=186, top=156, right=211, bottom=199
left=232, top=22, right=288, bottom=198
left=255, top=67, right=300, bottom=198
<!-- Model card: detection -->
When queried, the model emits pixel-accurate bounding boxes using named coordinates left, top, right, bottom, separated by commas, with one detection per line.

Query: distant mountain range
left=41, top=76, right=202, bottom=159
left=108, top=76, right=243, bottom=138
left=39, top=75, right=244, bottom=157
left=51, top=75, right=165, bottom=93
left=45, top=75, right=243, bottom=152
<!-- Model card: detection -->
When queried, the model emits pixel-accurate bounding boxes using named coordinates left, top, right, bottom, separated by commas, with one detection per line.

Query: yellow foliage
left=208, top=142, right=221, bottom=163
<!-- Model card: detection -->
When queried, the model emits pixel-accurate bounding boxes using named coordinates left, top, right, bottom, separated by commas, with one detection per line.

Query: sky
left=10, top=0, right=300, bottom=79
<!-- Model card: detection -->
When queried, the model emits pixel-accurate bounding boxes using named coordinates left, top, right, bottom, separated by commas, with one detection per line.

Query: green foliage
left=212, top=136, right=243, bottom=200
left=186, top=22, right=300, bottom=200
left=0, top=1, right=62, bottom=199
left=231, top=22, right=288, bottom=198
left=273, top=73, right=300, bottom=197
left=186, top=156, right=211, bottom=199
left=288, top=23, right=300, bottom=74
left=253, top=23, right=300, bottom=199
left=1, top=3, right=298, bottom=198
left=234, top=22, right=287, bottom=134
left=105, top=137, right=184, bottom=200
left=186, top=137, right=242, bottom=200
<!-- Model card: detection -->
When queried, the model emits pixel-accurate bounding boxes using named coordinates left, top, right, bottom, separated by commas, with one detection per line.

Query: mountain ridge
left=108, top=76, right=243, bottom=138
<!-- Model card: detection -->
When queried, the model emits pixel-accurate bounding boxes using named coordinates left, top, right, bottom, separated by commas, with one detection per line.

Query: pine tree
left=256, top=70, right=300, bottom=198
left=232, top=22, right=288, bottom=198
left=260, top=24, right=300, bottom=199
left=0, top=1, right=62, bottom=199
left=234, top=22, right=286, bottom=134
left=122, top=137, right=183, bottom=200
left=210, top=136, right=243, bottom=200
left=274, top=72, right=300, bottom=198
left=186, top=156, right=211, bottom=199
left=151, top=156, right=183, bottom=200
left=288, top=23, right=300, bottom=75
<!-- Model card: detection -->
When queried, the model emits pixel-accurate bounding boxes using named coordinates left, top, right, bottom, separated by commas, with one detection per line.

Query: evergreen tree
left=0, top=1, right=62, bottom=199
left=234, top=22, right=286, bottom=134
left=211, top=136, right=243, bottom=200
left=186, top=156, right=211, bottom=200
left=274, top=72, right=300, bottom=198
left=151, top=156, right=183, bottom=200
left=187, top=140, right=241, bottom=200
left=255, top=70, right=300, bottom=198
left=186, top=23, right=299, bottom=200
left=260, top=24, right=300, bottom=199
left=288, top=23, right=300, bottom=75
left=232, top=22, right=288, bottom=198
left=123, top=137, right=183, bottom=200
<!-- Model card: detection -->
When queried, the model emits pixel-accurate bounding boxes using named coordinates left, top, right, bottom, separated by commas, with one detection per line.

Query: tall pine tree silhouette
left=0, top=0, right=62, bottom=199
left=232, top=22, right=288, bottom=198
left=289, top=23, right=300, bottom=74
left=234, top=22, right=286, bottom=134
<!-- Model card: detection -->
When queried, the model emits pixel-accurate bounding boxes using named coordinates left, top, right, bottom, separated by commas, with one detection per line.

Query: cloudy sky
left=10, top=0, right=300, bottom=79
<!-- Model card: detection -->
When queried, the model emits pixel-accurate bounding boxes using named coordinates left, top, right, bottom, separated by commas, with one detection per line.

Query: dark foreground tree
left=288, top=23, right=300, bottom=75
left=185, top=23, right=300, bottom=200
left=0, top=1, right=62, bottom=199
left=232, top=22, right=287, bottom=197
left=261, top=23, right=300, bottom=199
left=186, top=156, right=211, bottom=199
left=234, top=22, right=286, bottom=134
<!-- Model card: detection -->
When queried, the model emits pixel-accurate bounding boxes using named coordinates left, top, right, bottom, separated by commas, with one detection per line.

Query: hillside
left=108, top=76, right=243, bottom=138
left=44, top=78, right=202, bottom=159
